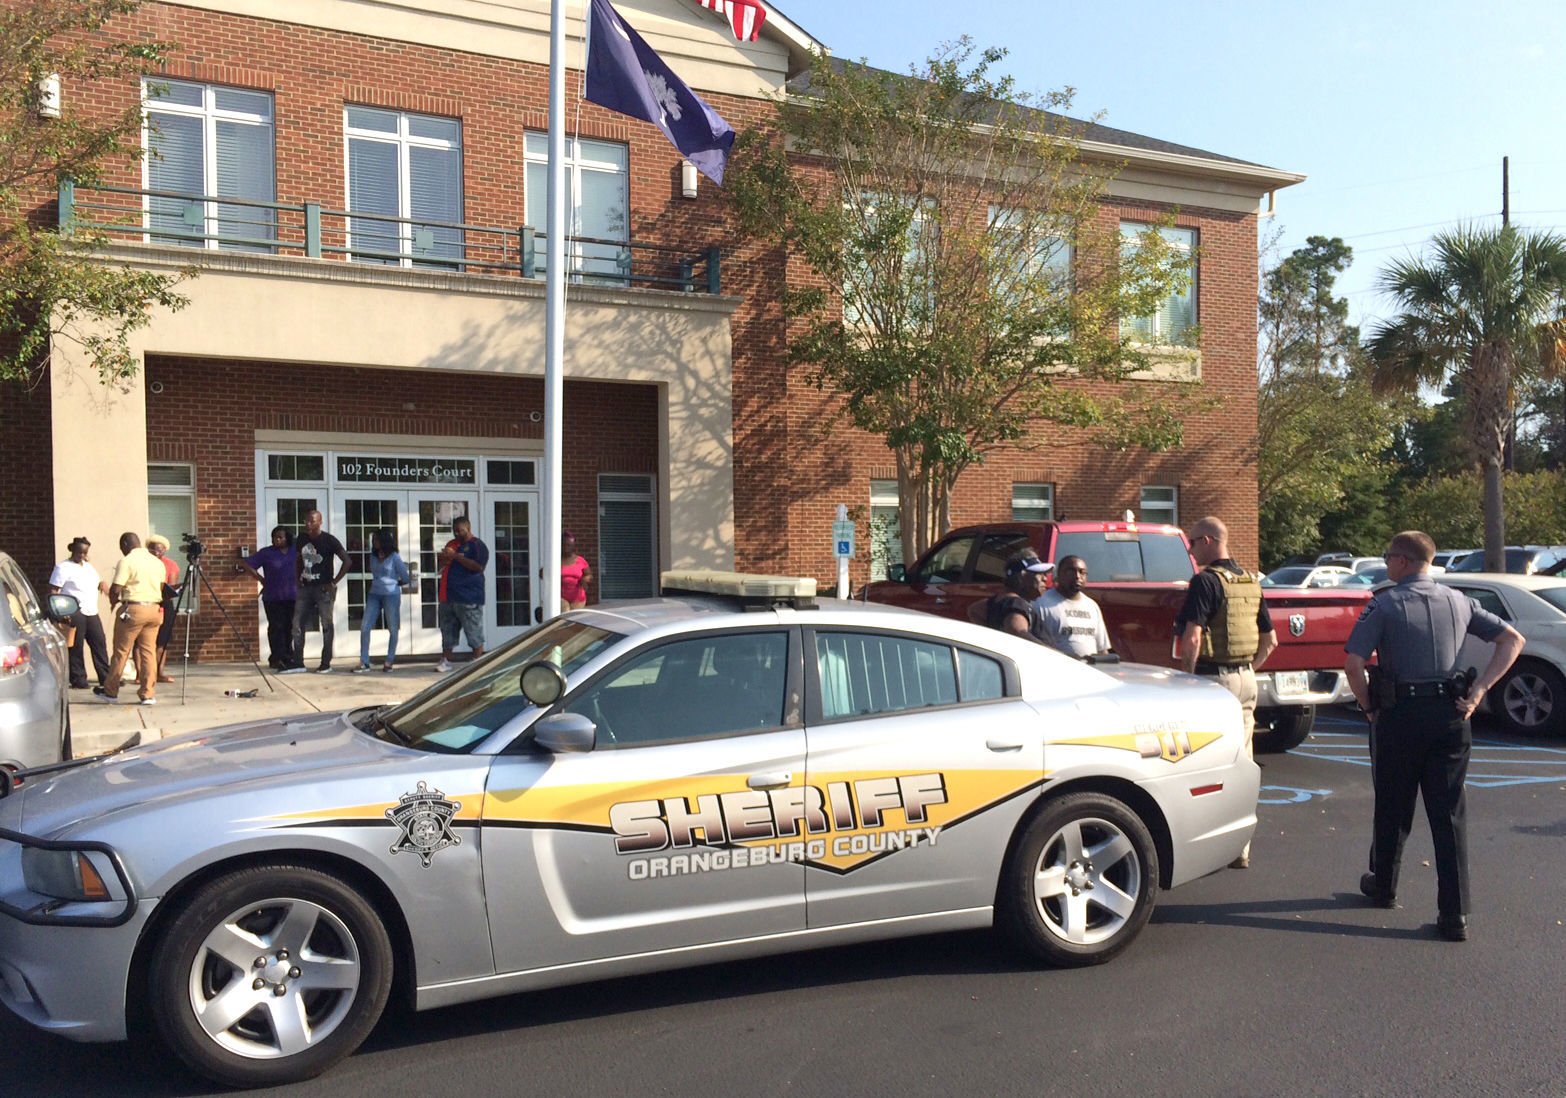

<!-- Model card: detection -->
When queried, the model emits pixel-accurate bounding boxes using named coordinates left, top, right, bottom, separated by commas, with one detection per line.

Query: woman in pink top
left=560, top=531, right=591, bottom=612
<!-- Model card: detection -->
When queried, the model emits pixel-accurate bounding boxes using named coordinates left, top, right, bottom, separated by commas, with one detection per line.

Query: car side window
left=0, top=562, right=37, bottom=626
left=972, top=533, right=1031, bottom=582
left=816, top=632, right=959, bottom=719
left=1453, top=587, right=1510, bottom=621
left=1, top=577, right=25, bottom=629
left=957, top=649, right=1005, bottom=701
left=913, top=537, right=976, bottom=585
left=562, top=631, right=790, bottom=748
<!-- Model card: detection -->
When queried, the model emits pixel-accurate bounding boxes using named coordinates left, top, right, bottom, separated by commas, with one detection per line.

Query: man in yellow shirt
left=95, top=532, right=167, bottom=704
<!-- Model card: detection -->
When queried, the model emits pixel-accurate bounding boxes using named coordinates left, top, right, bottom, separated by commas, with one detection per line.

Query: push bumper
left=0, top=898, right=155, bottom=1041
left=1255, top=669, right=1353, bottom=709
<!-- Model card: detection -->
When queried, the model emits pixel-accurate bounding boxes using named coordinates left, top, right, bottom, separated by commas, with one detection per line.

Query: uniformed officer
left=1175, top=516, right=1276, bottom=869
left=1344, top=530, right=1523, bottom=942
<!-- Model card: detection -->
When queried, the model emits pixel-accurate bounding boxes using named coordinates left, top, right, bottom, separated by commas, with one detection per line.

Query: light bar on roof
left=660, top=571, right=817, bottom=600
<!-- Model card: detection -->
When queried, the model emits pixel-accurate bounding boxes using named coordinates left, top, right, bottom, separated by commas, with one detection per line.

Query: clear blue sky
left=771, top=0, right=1566, bottom=330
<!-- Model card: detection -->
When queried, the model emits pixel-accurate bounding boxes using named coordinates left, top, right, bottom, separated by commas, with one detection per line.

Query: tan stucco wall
left=52, top=246, right=737, bottom=574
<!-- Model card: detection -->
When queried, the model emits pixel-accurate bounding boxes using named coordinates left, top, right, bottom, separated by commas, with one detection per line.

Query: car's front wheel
left=149, top=864, right=393, bottom=1088
left=999, top=793, right=1159, bottom=967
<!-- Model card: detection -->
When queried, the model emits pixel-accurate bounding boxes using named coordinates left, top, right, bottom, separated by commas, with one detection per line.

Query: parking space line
left=1292, top=732, right=1566, bottom=787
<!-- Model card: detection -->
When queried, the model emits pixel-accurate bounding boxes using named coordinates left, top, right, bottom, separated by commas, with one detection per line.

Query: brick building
left=1, top=0, right=1302, bottom=661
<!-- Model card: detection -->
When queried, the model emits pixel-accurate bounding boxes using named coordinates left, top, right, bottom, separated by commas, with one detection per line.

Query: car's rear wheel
left=149, top=865, right=393, bottom=1088
left=1254, top=705, right=1314, bottom=753
left=999, top=793, right=1159, bottom=967
left=61, top=710, right=72, bottom=761
left=1493, top=660, right=1566, bottom=738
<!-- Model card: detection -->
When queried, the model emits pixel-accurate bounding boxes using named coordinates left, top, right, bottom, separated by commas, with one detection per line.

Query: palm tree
left=1367, top=224, right=1566, bottom=570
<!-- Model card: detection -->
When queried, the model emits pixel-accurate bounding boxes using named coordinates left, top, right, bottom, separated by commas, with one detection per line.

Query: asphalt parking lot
left=6, top=706, right=1565, bottom=1097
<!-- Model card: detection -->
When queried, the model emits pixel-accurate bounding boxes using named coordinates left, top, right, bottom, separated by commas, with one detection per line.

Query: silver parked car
left=0, top=551, right=76, bottom=769
left=0, top=574, right=1258, bottom=1087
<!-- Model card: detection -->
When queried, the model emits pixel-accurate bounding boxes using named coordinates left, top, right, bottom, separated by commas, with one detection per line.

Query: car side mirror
left=45, top=594, right=79, bottom=622
left=532, top=711, right=596, bottom=753
left=887, top=563, right=907, bottom=582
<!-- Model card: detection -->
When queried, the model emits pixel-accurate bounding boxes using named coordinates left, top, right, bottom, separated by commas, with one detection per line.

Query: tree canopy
left=727, top=40, right=1193, bottom=560
left=0, top=0, right=187, bottom=388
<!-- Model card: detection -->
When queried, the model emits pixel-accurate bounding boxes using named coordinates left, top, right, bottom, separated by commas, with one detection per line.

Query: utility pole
left=1502, top=155, right=1510, bottom=226
left=1502, top=155, right=1514, bottom=470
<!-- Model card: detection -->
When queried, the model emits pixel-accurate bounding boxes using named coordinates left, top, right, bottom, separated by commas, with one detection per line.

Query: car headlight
left=21, top=848, right=112, bottom=901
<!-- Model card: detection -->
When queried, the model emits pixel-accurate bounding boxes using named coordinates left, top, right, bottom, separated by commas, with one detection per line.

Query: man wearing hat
left=146, top=534, right=182, bottom=685
left=49, top=536, right=109, bottom=688
left=969, top=551, right=1054, bottom=642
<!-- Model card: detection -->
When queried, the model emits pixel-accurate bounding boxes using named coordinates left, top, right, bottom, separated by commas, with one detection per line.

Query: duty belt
left=1391, top=680, right=1456, bottom=700
left=1195, top=661, right=1252, bottom=674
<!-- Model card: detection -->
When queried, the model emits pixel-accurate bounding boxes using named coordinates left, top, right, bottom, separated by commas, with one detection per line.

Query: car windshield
left=1265, top=567, right=1312, bottom=586
left=376, top=618, right=621, bottom=752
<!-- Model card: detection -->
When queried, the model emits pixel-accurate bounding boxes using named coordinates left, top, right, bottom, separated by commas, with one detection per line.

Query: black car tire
left=62, top=710, right=72, bottom=761
left=998, top=792, right=1160, bottom=968
left=1493, top=660, right=1566, bottom=738
left=1253, top=706, right=1315, bottom=754
left=149, top=864, right=393, bottom=1088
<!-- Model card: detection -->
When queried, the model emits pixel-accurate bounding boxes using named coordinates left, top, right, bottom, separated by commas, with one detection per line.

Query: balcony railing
left=57, top=180, right=722, bottom=294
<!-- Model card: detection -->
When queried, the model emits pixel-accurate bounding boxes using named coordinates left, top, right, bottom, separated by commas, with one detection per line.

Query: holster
left=1366, top=666, right=1395, bottom=712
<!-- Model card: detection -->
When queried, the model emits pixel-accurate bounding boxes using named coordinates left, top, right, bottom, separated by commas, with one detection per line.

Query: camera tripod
left=173, top=546, right=274, bottom=704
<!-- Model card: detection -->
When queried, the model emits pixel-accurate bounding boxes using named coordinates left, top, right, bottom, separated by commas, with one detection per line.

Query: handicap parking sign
left=832, top=519, right=855, bottom=559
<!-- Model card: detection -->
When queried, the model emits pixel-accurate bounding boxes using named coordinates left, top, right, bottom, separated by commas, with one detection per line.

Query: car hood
left=18, top=710, right=410, bottom=837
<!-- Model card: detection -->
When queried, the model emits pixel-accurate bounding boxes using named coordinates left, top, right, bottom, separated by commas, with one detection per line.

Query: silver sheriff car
left=0, top=573, right=1257, bottom=1088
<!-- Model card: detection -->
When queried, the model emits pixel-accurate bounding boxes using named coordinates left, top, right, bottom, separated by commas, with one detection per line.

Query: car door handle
left=747, top=772, right=792, bottom=790
left=986, top=738, right=1024, bottom=752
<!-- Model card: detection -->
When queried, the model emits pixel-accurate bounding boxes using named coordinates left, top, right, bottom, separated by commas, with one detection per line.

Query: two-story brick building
left=0, top=0, right=1301, bottom=661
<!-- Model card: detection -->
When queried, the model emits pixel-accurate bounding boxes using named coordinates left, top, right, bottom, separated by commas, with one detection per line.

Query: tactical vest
left=1199, top=566, right=1262, bottom=664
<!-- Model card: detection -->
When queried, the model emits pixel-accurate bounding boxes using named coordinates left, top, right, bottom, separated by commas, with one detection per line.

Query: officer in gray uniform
left=1344, top=530, right=1523, bottom=941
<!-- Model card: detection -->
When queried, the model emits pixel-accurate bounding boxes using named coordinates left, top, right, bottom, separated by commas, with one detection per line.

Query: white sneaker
left=279, top=666, right=308, bottom=675
left=352, top=664, right=371, bottom=674
left=140, top=698, right=157, bottom=706
left=435, top=659, right=452, bottom=673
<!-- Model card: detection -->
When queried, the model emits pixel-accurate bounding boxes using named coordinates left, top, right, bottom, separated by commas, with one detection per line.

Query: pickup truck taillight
left=0, top=642, right=29, bottom=674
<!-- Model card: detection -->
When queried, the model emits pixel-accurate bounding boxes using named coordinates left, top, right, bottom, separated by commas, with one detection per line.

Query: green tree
left=1256, top=236, right=1409, bottom=564
left=727, top=41, right=1192, bottom=560
left=0, top=0, right=187, bottom=387
left=1390, top=469, right=1566, bottom=548
left=1367, top=224, right=1566, bottom=570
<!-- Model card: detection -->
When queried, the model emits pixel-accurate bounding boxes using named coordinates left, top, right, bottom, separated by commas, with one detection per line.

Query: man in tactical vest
left=1344, top=530, right=1522, bottom=941
left=1175, top=515, right=1276, bottom=868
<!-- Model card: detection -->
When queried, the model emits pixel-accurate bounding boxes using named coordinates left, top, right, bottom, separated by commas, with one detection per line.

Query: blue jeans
left=361, top=591, right=402, bottom=666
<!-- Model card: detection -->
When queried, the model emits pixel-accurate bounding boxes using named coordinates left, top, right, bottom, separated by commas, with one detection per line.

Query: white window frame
left=1120, top=222, right=1197, bottom=345
left=344, top=107, right=463, bottom=266
left=989, top=205, right=1071, bottom=289
left=141, top=79, right=275, bottom=249
left=1011, top=482, right=1054, bottom=522
left=148, top=463, right=198, bottom=610
left=1139, top=485, right=1179, bottom=527
left=869, top=478, right=904, bottom=582
left=844, top=193, right=937, bottom=331
left=523, top=132, right=630, bottom=280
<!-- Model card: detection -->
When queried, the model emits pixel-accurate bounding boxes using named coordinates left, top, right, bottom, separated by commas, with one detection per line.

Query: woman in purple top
left=242, top=526, right=299, bottom=670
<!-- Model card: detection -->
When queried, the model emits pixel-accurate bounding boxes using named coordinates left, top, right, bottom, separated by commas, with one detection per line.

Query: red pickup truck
left=861, top=519, right=1370, bottom=752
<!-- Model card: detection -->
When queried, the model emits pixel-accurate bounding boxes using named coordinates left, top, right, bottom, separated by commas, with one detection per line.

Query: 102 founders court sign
left=336, top=456, right=477, bottom=485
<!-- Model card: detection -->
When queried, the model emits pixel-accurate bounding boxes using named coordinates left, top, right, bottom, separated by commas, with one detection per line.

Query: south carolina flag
left=585, top=0, right=736, bottom=185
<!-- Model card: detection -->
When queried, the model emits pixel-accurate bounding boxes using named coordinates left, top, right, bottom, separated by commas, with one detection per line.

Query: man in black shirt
left=969, top=552, right=1053, bottom=641
left=283, top=510, right=350, bottom=674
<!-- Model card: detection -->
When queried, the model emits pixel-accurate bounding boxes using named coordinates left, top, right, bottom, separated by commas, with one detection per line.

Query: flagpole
left=542, top=0, right=567, bottom=621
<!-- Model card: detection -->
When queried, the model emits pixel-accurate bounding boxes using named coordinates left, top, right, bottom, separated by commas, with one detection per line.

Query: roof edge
left=1077, top=138, right=1306, bottom=190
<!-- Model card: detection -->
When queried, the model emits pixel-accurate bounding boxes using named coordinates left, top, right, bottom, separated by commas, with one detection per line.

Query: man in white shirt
left=49, top=536, right=109, bottom=688
left=1033, top=555, right=1111, bottom=658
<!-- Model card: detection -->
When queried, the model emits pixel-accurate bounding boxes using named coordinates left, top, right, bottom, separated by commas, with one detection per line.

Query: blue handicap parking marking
left=1293, top=730, right=1566, bottom=788
left=1259, top=785, right=1334, bottom=805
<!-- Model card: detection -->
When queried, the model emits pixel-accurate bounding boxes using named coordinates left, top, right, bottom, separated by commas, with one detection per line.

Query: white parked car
left=1437, top=573, right=1566, bottom=737
left=1262, top=565, right=1354, bottom=589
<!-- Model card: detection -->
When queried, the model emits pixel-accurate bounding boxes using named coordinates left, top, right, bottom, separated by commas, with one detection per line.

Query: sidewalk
left=70, top=659, right=444, bottom=758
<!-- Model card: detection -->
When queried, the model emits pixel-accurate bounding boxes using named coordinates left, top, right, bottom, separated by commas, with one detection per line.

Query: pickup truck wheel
left=1494, top=660, right=1566, bottom=738
left=1253, top=706, right=1314, bottom=754
left=149, top=865, right=393, bottom=1088
left=998, top=793, right=1159, bottom=968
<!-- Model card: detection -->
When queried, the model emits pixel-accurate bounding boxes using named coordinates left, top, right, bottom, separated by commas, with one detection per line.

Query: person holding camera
left=435, top=516, right=488, bottom=672
left=1344, top=530, right=1523, bottom=941
left=93, top=533, right=165, bottom=705
left=284, top=510, right=349, bottom=674
left=241, top=526, right=298, bottom=670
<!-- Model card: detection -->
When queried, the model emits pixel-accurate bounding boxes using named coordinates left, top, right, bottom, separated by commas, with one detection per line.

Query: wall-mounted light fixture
left=680, top=160, right=699, bottom=200
left=38, top=73, right=61, bottom=119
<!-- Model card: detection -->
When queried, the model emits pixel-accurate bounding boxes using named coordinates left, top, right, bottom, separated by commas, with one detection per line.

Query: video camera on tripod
left=180, top=532, right=206, bottom=561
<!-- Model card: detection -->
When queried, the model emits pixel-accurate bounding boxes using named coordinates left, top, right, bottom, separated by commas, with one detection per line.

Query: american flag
left=694, top=0, right=767, bottom=42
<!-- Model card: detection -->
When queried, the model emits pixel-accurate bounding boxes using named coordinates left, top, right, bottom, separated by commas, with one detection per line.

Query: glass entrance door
left=411, top=492, right=479, bottom=656
left=489, top=491, right=539, bottom=643
left=340, top=494, right=406, bottom=663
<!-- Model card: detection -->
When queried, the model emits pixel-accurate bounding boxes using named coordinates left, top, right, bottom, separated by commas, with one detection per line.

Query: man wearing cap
left=49, top=536, right=109, bottom=688
left=146, top=534, right=182, bottom=684
left=1175, top=515, right=1276, bottom=868
left=969, top=552, right=1053, bottom=642
left=95, top=533, right=166, bottom=705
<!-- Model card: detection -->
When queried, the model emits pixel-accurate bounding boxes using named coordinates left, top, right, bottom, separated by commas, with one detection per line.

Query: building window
left=1012, top=483, right=1054, bottom=522
left=486, top=460, right=537, bottom=486
left=266, top=454, right=326, bottom=482
left=524, top=133, right=629, bottom=283
left=1120, top=223, right=1196, bottom=345
left=149, top=463, right=197, bottom=608
left=598, top=474, right=656, bottom=599
left=869, top=479, right=903, bottom=582
left=990, top=206, right=1071, bottom=294
left=1139, top=485, right=1179, bottom=526
left=345, top=107, right=464, bottom=267
left=844, top=194, right=936, bottom=330
left=143, top=79, right=275, bottom=250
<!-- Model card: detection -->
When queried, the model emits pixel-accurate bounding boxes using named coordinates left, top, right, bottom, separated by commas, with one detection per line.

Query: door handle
left=747, top=772, right=792, bottom=790
left=986, top=738, right=1024, bottom=752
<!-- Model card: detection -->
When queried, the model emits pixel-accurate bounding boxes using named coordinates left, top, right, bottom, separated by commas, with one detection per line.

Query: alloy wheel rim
left=186, top=898, right=362, bottom=1060
left=1032, top=816, right=1142, bottom=945
left=1502, top=674, right=1553, bottom=729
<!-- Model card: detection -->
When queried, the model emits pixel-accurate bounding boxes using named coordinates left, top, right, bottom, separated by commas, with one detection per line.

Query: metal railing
left=58, top=180, right=722, bottom=294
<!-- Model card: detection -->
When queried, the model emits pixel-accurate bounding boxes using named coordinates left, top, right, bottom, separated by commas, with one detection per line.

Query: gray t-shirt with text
left=1033, top=589, right=1110, bottom=658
